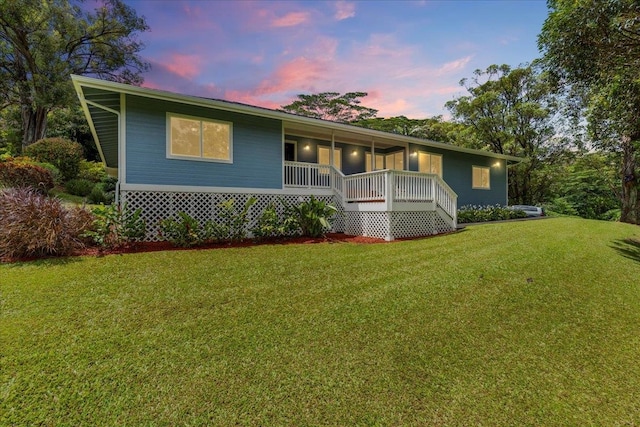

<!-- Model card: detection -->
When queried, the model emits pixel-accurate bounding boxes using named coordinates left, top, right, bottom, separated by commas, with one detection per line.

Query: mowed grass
left=2, top=217, right=640, bottom=426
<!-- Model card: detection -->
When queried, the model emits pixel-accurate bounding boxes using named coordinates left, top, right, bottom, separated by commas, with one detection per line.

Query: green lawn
left=2, top=217, right=640, bottom=426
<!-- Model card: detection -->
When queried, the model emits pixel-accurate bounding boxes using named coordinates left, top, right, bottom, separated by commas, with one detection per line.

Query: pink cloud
left=271, top=11, right=311, bottom=28
left=334, top=1, right=356, bottom=20
left=163, top=53, right=203, bottom=79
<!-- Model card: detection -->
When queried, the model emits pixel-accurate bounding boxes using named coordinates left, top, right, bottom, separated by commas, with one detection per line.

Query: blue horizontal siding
left=125, top=95, right=282, bottom=188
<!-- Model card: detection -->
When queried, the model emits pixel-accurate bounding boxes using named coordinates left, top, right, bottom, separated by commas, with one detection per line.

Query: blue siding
left=125, top=95, right=283, bottom=188
left=407, top=143, right=508, bottom=207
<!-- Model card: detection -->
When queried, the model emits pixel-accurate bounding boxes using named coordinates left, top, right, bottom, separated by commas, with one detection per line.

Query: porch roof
left=72, top=75, right=523, bottom=172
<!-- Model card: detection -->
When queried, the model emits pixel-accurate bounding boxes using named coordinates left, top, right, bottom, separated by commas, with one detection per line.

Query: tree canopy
left=0, top=0, right=149, bottom=149
left=538, top=0, right=640, bottom=223
left=445, top=64, right=564, bottom=205
left=280, top=92, right=378, bottom=123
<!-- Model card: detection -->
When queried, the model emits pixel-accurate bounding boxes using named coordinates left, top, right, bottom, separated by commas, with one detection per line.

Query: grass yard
left=2, top=217, right=640, bottom=426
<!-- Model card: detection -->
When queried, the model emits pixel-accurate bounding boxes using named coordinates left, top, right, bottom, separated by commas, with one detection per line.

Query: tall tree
left=353, top=115, right=468, bottom=144
left=538, top=0, right=640, bottom=224
left=445, top=64, right=563, bottom=205
left=0, top=0, right=149, bottom=150
left=281, top=92, right=377, bottom=123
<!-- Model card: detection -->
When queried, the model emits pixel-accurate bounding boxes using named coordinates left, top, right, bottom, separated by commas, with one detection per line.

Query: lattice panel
left=121, top=190, right=344, bottom=241
left=345, top=210, right=455, bottom=241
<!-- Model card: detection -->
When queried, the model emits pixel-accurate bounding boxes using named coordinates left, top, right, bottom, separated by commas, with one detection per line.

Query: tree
left=538, top=0, right=640, bottom=224
left=445, top=64, right=564, bottom=205
left=280, top=92, right=377, bottom=123
left=353, top=115, right=468, bottom=144
left=0, top=0, right=149, bottom=150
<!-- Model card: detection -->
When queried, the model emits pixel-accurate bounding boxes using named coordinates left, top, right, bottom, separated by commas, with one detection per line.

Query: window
left=418, top=151, right=443, bottom=177
left=472, top=166, right=490, bottom=189
left=284, top=140, right=297, bottom=161
left=318, top=146, right=341, bottom=170
left=386, top=151, right=404, bottom=170
left=167, top=114, right=232, bottom=162
left=365, top=152, right=385, bottom=172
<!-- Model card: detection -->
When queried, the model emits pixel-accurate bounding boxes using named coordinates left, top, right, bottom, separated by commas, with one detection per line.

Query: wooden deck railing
left=283, top=162, right=457, bottom=221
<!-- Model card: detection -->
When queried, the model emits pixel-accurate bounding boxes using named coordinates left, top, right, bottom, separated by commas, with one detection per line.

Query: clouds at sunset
left=132, top=0, right=548, bottom=118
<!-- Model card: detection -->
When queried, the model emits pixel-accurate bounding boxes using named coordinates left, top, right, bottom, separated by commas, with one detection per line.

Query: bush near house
left=0, top=188, right=93, bottom=259
left=0, top=158, right=55, bottom=193
left=23, top=137, right=84, bottom=181
left=458, top=204, right=527, bottom=224
left=64, top=178, right=95, bottom=197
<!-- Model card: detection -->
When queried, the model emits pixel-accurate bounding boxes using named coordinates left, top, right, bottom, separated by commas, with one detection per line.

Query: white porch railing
left=283, top=162, right=457, bottom=221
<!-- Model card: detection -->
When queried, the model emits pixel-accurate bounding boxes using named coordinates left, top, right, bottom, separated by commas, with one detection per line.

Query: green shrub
left=65, top=178, right=95, bottom=197
left=286, top=196, right=338, bottom=237
left=78, top=160, right=107, bottom=182
left=0, top=159, right=54, bottom=193
left=218, top=197, right=257, bottom=241
left=251, top=202, right=299, bottom=240
left=83, top=204, right=146, bottom=249
left=159, top=212, right=207, bottom=247
left=87, top=183, right=114, bottom=205
left=457, top=204, right=527, bottom=224
left=31, top=161, right=62, bottom=185
left=546, top=197, right=579, bottom=217
left=0, top=187, right=94, bottom=259
left=24, top=137, right=84, bottom=181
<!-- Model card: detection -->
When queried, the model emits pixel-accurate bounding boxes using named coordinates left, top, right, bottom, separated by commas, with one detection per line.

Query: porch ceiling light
left=352, top=149, right=358, bottom=156
left=493, top=161, right=502, bottom=168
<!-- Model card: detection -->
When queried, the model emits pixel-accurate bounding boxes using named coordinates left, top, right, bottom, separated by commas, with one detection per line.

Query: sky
left=122, top=0, right=550, bottom=118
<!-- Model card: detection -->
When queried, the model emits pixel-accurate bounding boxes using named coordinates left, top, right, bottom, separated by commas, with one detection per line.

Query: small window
left=365, top=152, right=384, bottom=172
left=472, top=166, right=490, bottom=189
left=318, top=146, right=341, bottom=170
left=418, top=151, right=443, bottom=177
left=167, top=113, right=232, bottom=162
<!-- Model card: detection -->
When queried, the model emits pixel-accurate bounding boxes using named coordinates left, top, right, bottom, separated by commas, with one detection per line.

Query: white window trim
left=418, top=150, right=443, bottom=178
left=472, top=165, right=490, bottom=190
left=318, top=145, right=342, bottom=170
left=166, top=112, right=233, bottom=164
left=386, top=150, right=405, bottom=170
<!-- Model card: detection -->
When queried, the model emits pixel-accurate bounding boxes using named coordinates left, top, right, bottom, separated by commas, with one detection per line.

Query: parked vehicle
left=509, top=205, right=545, bottom=217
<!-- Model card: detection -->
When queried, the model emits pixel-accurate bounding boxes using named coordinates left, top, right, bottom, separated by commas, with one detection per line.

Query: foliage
left=0, top=0, right=149, bottom=148
left=46, top=105, right=100, bottom=161
left=0, top=187, right=93, bottom=259
left=0, top=158, right=54, bottom=192
left=158, top=212, right=224, bottom=248
left=77, top=160, right=107, bottom=182
left=86, top=183, right=114, bottom=205
left=64, top=178, right=95, bottom=197
left=251, top=202, right=299, bottom=240
left=23, top=138, right=84, bottom=181
left=445, top=64, right=568, bottom=205
left=281, top=92, right=378, bottom=123
left=539, top=0, right=640, bottom=224
left=83, top=204, right=146, bottom=249
left=353, top=115, right=468, bottom=144
left=457, top=204, right=527, bottom=224
left=3, top=218, right=640, bottom=425
left=544, top=198, right=578, bottom=217
left=218, top=197, right=257, bottom=241
left=286, top=196, right=339, bottom=237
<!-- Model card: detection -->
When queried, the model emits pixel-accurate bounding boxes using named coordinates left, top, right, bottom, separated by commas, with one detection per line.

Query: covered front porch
left=283, top=161, right=457, bottom=240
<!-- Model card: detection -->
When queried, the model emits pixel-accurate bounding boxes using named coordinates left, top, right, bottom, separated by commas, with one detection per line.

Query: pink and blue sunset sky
left=125, top=0, right=549, bottom=118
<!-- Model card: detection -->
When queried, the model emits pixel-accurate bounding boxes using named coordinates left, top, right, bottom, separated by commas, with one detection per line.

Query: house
left=72, top=75, right=522, bottom=241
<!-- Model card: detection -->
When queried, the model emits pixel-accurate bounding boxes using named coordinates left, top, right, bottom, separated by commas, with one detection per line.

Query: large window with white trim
left=365, top=152, right=385, bottom=172
left=472, top=166, right=490, bottom=189
left=418, top=151, right=442, bottom=177
left=167, top=113, right=232, bottom=162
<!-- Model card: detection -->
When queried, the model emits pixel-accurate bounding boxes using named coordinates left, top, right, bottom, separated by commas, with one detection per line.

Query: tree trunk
left=21, top=105, right=49, bottom=151
left=619, top=135, right=639, bottom=224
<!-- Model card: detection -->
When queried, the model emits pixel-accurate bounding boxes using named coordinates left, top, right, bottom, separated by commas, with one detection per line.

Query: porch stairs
left=284, top=162, right=457, bottom=241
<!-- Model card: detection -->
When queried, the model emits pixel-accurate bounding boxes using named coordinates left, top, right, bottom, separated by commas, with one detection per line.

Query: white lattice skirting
left=345, top=211, right=453, bottom=241
left=121, top=190, right=345, bottom=241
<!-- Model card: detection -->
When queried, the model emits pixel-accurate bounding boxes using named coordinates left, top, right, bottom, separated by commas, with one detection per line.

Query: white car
left=509, top=205, right=545, bottom=217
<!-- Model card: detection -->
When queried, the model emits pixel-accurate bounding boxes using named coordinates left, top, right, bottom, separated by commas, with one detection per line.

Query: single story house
left=72, top=75, right=521, bottom=241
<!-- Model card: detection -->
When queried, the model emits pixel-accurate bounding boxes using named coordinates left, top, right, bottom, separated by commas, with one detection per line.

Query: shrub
left=286, top=196, right=338, bottom=237
left=87, top=183, right=114, bottom=205
left=24, top=137, right=84, bottom=181
left=0, top=188, right=94, bottom=259
left=0, top=159, right=54, bottom=193
left=31, top=161, right=62, bottom=185
left=218, top=197, right=257, bottom=241
left=457, top=204, right=527, bottom=224
left=158, top=212, right=228, bottom=247
left=78, top=160, right=107, bottom=182
left=251, top=202, right=299, bottom=240
left=65, top=178, right=95, bottom=197
left=83, top=204, right=146, bottom=249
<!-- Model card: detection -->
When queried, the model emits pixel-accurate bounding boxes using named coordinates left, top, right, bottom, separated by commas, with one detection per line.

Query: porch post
left=371, top=139, right=375, bottom=171
left=331, top=131, right=335, bottom=188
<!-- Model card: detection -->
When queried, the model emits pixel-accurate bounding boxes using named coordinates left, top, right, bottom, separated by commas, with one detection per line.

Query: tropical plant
left=251, top=202, right=299, bottom=240
left=83, top=204, right=146, bottom=249
left=286, top=196, right=339, bottom=237
left=0, top=187, right=93, bottom=259
left=218, top=197, right=257, bottom=241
